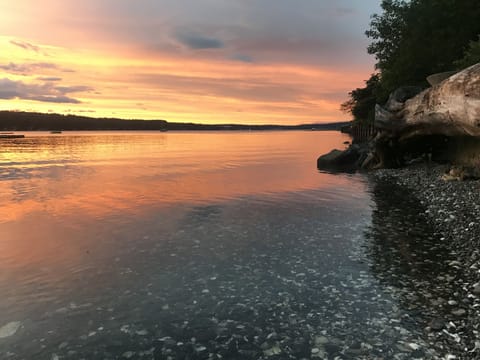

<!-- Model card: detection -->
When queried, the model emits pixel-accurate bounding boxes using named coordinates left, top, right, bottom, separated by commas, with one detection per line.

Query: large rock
left=317, top=145, right=366, bottom=172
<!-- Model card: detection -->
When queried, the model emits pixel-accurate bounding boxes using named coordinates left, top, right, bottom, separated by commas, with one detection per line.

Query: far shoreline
left=0, top=110, right=349, bottom=133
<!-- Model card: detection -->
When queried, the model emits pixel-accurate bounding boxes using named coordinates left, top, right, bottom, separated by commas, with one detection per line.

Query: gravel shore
left=373, top=163, right=480, bottom=359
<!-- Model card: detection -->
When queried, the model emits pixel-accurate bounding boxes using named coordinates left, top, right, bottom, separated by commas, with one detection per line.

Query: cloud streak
left=0, top=62, right=74, bottom=76
left=26, top=95, right=81, bottom=104
left=133, top=68, right=353, bottom=105
left=0, top=78, right=93, bottom=104
left=10, top=40, right=40, bottom=53
left=174, top=30, right=224, bottom=50
left=37, top=76, right=63, bottom=82
left=230, top=54, right=254, bottom=63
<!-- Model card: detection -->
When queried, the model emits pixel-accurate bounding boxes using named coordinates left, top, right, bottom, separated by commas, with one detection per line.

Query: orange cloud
left=0, top=0, right=378, bottom=125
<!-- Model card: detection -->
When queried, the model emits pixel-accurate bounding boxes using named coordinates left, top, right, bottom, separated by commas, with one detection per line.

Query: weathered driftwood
left=426, top=71, right=458, bottom=86
left=375, top=63, right=480, bottom=140
left=318, top=63, right=480, bottom=172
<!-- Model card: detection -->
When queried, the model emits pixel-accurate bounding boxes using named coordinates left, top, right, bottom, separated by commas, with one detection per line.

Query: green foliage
left=365, top=0, right=409, bottom=72
left=341, top=74, right=380, bottom=124
left=455, top=36, right=480, bottom=70
left=343, top=0, right=480, bottom=122
left=370, top=0, right=480, bottom=93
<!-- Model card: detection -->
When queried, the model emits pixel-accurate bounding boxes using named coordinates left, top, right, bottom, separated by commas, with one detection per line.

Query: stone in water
left=0, top=321, right=21, bottom=338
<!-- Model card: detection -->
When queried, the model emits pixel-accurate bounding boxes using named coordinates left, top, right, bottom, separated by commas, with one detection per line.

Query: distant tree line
left=0, top=111, right=349, bottom=132
left=343, top=0, right=480, bottom=123
left=0, top=111, right=168, bottom=131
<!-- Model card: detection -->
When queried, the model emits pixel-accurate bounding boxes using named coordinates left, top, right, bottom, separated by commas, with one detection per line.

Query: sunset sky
left=0, top=1, right=381, bottom=125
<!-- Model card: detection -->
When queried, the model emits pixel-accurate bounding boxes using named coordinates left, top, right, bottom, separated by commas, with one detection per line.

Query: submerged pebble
left=0, top=322, right=21, bottom=338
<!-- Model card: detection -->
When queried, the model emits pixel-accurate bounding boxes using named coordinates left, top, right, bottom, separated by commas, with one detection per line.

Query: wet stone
left=411, top=348, right=426, bottom=358
left=428, top=318, right=445, bottom=331
left=226, top=304, right=255, bottom=321
left=472, top=284, right=480, bottom=295
left=451, top=308, right=466, bottom=316
left=122, top=351, right=135, bottom=359
left=0, top=322, right=21, bottom=338
left=324, top=342, right=341, bottom=354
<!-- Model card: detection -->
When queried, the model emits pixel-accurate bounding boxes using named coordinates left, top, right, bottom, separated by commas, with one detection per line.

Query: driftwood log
left=375, top=63, right=480, bottom=140
left=318, top=63, right=480, bottom=171
left=370, top=63, right=480, bottom=168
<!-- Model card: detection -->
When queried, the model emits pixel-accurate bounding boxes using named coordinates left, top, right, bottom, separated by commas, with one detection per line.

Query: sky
left=0, top=1, right=381, bottom=125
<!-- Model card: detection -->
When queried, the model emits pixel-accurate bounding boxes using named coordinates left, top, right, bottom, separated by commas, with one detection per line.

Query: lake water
left=0, top=131, right=449, bottom=359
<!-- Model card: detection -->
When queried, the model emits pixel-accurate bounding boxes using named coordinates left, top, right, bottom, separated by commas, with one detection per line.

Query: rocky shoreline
left=372, top=163, right=480, bottom=358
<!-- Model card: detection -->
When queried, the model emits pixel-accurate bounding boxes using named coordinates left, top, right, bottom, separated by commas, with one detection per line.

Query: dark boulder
left=317, top=144, right=366, bottom=172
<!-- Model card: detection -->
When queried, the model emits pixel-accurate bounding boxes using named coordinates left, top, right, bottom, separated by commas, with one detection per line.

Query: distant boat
left=0, top=134, right=25, bottom=139
left=50, top=131, right=62, bottom=134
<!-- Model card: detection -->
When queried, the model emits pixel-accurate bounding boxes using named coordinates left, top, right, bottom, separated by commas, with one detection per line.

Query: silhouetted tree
left=341, top=74, right=380, bottom=123
left=344, top=0, right=480, bottom=121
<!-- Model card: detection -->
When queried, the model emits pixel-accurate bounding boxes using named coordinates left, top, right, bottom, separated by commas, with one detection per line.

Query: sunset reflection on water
left=0, top=130, right=362, bottom=294
left=0, top=131, right=355, bottom=224
left=0, top=131, right=374, bottom=359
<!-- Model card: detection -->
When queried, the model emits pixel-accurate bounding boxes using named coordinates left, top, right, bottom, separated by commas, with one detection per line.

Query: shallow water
left=0, top=131, right=447, bottom=359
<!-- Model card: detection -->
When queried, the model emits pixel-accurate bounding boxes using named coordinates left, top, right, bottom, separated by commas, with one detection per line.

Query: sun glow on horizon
left=0, top=2, right=379, bottom=124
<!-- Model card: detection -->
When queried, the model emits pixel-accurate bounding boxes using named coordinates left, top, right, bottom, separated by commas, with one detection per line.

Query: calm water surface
left=0, top=131, right=444, bottom=359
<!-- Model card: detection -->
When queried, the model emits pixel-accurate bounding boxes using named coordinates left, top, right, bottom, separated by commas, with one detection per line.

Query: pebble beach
left=374, top=163, right=480, bottom=359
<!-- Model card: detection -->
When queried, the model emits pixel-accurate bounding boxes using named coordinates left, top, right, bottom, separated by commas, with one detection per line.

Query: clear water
left=0, top=131, right=442, bottom=359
